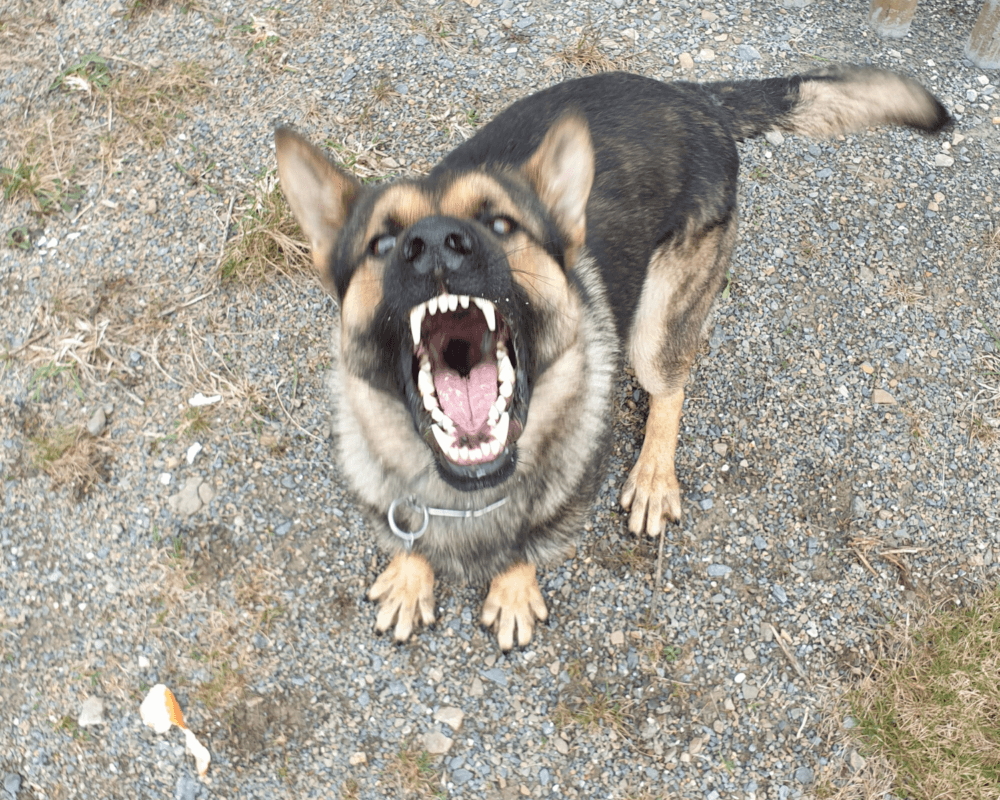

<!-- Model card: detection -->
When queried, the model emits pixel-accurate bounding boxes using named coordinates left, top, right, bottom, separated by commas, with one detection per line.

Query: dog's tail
left=706, top=65, right=951, bottom=141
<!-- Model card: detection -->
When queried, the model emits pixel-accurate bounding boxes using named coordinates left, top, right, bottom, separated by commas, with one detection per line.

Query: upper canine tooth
left=474, top=298, right=496, bottom=332
left=428, top=296, right=438, bottom=315
left=410, top=305, right=426, bottom=347
left=459, top=295, right=470, bottom=309
left=447, top=293, right=458, bottom=312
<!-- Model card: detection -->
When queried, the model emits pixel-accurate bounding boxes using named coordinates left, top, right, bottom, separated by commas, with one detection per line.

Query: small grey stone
left=765, top=129, right=784, bottom=146
left=424, top=731, right=454, bottom=754
left=452, top=768, right=474, bottom=784
left=413, top=34, right=428, bottom=46
left=700, top=498, right=714, bottom=510
left=753, top=535, right=768, bottom=550
left=707, top=564, right=731, bottom=577
left=742, top=683, right=760, bottom=701
left=772, top=585, right=788, bottom=603
left=848, top=749, right=866, bottom=771
left=3, top=773, right=22, bottom=796
left=482, top=667, right=507, bottom=687
left=175, top=773, right=200, bottom=800
left=434, top=706, right=464, bottom=731
left=795, top=766, right=814, bottom=784
left=934, top=153, right=955, bottom=167
left=737, top=44, right=762, bottom=61
left=169, top=477, right=204, bottom=516
left=816, top=168, right=833, bottom=179
left=515, top=15, right=535, bottom=28
left=894, top=348, right=907, bottom=363
left=78, top=695, right=105, bottom=727
left=86, top=407, right=106, bottom=436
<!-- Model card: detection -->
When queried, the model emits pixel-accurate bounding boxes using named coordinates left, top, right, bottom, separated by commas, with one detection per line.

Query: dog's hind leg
left=624, top=214, right=738, bottom=536
left=621, top=388, right=685, bottom=536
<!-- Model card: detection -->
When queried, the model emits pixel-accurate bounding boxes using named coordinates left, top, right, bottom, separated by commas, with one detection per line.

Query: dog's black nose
left=401, top=216, right=474, bottom=275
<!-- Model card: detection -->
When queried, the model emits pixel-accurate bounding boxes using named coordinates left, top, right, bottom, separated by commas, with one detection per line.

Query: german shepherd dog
left=275, top=67, right=948, bottom=650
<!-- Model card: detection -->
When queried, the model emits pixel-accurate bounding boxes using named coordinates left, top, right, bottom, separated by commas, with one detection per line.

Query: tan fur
left=628, top=218, right=738, bottom=396
left=368, top=551, right=436, bottom=642
left=481, top=562, right=548, bottom=650
left=620, top=388, right=685, bottom=537
left=787, top=71, right=945, bottom=137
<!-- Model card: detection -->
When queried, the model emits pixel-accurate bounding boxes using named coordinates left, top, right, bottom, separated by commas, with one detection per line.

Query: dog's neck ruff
left=387, top=494, right=509, bottom=549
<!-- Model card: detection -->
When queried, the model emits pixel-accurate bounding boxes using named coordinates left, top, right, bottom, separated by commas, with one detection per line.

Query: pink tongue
left=434, top=363, right=498, bottom=433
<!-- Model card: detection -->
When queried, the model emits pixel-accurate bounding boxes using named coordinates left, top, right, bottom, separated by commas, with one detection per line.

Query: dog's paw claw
left=621, top=457, right=682, bottom=537
left=368, top=552, right=435, bottom=642
left=481, top=562, right=548, bottom=651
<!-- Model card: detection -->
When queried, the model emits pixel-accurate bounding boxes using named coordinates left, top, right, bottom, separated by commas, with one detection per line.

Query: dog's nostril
left=404, top=237, right=425, bottom=262
left=444, top=232, right=471, bottom=255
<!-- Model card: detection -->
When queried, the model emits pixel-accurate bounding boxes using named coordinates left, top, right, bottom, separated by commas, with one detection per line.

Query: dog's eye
left=490, top=217, right=516, bottom=236
left=370, top=234, right=397, bottom=256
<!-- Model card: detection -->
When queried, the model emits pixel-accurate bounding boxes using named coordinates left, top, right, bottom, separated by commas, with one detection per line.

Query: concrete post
left=966, top=0, right=1000, bottom=68
left=868, top=0, right=919, bottom=38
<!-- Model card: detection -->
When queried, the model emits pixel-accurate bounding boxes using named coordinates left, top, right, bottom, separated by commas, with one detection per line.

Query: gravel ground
left=1, top=0, right=999, bottom=798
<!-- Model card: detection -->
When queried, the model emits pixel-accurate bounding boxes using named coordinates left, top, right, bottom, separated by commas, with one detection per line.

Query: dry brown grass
left=1, top=109, right=90, bottom=217
left=549, top=25, right=641, bottom=76
left=380, top=744, right=443, bottom=799
left=28, top=423, right=109, bottom=497
left=841, top=589, right=1000, bottom=800
left=109, top=59, right=210, bottom=149
left=218, top=170, right=312, bottom=288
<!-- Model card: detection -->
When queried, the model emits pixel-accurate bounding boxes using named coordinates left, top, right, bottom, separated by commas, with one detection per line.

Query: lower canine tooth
left=493, top=411, right=510, bottom=446
left=489, top=437, right=502, bottom=456
left=431, top=424, right=453, bottom=452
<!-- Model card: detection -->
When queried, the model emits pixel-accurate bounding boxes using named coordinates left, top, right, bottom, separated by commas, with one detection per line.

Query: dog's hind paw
left=481, top=562, right=548, bottom=651
left=368, top=552, right=435, bottom=642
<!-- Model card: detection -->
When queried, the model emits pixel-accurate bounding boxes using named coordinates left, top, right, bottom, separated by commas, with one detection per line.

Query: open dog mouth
left=408, top=292, right=522, bottom=475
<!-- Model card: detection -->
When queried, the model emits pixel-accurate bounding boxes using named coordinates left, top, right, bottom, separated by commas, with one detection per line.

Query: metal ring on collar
left=387, top=495, right=429, bottom=549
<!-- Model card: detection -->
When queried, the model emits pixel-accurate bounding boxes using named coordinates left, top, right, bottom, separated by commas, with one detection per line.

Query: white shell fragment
left=139, top=684, right=211, bottom=777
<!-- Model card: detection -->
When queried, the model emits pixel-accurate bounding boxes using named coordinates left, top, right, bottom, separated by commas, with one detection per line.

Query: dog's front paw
left=481, top=562, right=548, bottom=651
left=620, top=453, right=683, bottom=537
left=368, top=552, right=435, bottom=642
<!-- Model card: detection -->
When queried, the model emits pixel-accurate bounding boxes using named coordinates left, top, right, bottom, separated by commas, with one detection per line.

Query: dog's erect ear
left=274, top=127, right=362, bottom=287
left=522, top=114, right=594, bottom=259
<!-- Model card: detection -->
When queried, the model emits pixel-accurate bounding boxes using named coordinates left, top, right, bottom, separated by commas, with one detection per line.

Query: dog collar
left=387, top=494, right=508, bottom=550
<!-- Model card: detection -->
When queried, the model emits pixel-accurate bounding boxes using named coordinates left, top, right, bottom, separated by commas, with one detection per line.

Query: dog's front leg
left=368, top=551, right=436, bottom=642
left=620, top=387, right=685, bottom=536
left=481, top=562, right=548, bottom=651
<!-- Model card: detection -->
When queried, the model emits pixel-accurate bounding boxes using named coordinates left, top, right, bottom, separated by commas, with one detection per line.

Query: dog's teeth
left=459, top=294, right=470, bottom=309
left=427, top=296, right=438, bottom=315
left=420, top=354, right=431, bottom=373
left=488, top=438, right=501, bottom=456
left=493, top=411, right=509, bottom=446
left=449, top=446, right=461, bottom=461
left=498, top=355, right=514, bottom=384
left=431, top=424, right=453, bottom=453
left=459, top=446, right=470, bottom=461
left=481, top=301, right=496, bottom=332
left=418, top=369, right=435, bottom=398
left=488, top=403, right=500, bottom=425
left=422, top=390, right=438, bottom=411
left=431, top=408, right=455, bottom=432
left=499, top=380, right=513, bottom=399
left=496, top=339, right=507, bottom=357
left=410, top=305, right=426, bottom=347
left=447, top=293, right=458, bottom=312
